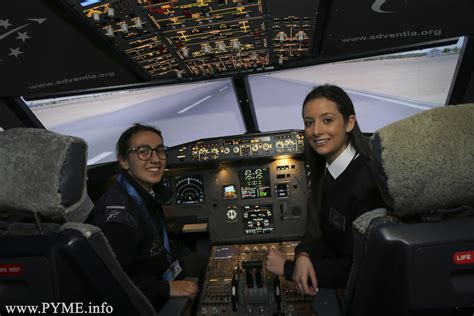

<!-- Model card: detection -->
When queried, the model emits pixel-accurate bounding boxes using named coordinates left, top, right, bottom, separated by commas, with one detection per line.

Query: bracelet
left=296, top=252, right=310, bottom=260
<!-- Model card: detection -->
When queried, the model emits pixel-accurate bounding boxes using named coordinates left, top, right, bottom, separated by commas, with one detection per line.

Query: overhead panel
left=264, top=1, right=319, bottom=66
left=64, top=0, right=320, bottom=79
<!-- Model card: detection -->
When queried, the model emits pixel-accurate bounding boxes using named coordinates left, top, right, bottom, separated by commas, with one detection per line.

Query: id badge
left=329, top=208, right=346, bottom=231
left=162, top=260, right=183, bottom=281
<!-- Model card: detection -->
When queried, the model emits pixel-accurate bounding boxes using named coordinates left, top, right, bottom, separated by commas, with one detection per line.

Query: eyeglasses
left=126, top=145, right=167, bottom=161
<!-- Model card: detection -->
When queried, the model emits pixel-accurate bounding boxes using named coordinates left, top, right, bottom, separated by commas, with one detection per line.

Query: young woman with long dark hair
left=266, top=84, right=385, bottom=295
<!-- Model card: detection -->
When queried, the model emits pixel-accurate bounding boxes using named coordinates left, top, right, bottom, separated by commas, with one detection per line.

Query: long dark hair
left=116, top=123, right=163, bottom=172
left=302, top=84, right=371, bottom=239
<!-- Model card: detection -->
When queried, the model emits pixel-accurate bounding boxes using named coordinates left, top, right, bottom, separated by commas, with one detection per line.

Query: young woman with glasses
left=88, top=123, right=200, bottom=312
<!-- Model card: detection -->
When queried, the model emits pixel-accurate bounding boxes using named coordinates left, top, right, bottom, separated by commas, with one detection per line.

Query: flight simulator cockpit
left=1, top=0, right=474, bottom=315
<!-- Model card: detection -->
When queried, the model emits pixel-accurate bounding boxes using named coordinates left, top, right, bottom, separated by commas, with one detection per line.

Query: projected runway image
left=28, top=54, right=459, bottom=165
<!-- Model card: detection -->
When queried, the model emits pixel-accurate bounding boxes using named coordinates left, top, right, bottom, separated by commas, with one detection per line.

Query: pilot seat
left=0, top=128, right=190, bottom=316
left=342, top=104, right=474, bottom=316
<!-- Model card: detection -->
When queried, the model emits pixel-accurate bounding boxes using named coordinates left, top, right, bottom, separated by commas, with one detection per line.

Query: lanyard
left=117, top=174, right=172, bottom=263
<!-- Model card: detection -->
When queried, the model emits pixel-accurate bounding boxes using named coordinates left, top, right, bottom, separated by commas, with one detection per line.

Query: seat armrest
left=157, top=277, right=198, bottom=316
left=312, top=288, right=342, bottom=316
left=158, top=296, right=192, bottom=316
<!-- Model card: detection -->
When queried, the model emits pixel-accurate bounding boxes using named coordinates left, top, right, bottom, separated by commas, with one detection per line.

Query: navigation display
left=239, top=168, right=271, bottom=199
left=175, top=175, right=205, bottom=205
left=242, top=205, right=273, bottom=235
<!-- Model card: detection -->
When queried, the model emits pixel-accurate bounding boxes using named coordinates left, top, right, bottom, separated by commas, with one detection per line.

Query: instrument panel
left=162, top=130, right=307, bottom=244
left=160, top=130, right=312, bottom=314
left=167, top=130, right=304, bottom=165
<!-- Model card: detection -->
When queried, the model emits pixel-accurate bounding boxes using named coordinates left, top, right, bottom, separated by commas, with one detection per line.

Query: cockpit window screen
left=248, top=38, right=463, bottom=133
left=25, top=78, right=245, bottom=165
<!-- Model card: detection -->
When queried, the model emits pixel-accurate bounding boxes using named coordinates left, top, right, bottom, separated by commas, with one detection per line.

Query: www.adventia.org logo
left=0, top=18, right=46, bottom=62
left=371, top=0, right=408, bottom=13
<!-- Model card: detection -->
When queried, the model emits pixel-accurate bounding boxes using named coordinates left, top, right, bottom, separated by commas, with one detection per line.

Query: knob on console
left=291, top=207, right=302, bottom=217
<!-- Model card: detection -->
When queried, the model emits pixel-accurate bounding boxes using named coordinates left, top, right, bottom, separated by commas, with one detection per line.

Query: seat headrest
left=371, top=104, right=474, bottom=217
left=0, top=128, right=88, bottom=219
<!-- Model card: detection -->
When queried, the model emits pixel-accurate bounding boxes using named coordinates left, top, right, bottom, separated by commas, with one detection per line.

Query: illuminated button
left=105, top=26, right=114, bottom=37
left=217, top=41, right=226, bottom=52
left=120, top=23, right=129, bottom=33
left=202, top=43, right=212, bottom=54
left=231, top=39, right=240, bottom=50
left=134, top=17, right=143, bottom=29
left=107, top=7, right=115, bottom=18
left=181, top=47, right=190, bottom=58
left=92, top=12, right=100, bottom=22
left=295, top=30, right=306, bottom=42
left=276, top=31, right=287, bottom=43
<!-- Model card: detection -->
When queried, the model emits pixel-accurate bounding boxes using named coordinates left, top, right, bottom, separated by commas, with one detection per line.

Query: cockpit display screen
left=242, top=205, right=273, bottom=235
left=175, top=175, right=205, bottom=205
left=239, top=168, right=271, bottom=199
left=223, top=184, right=237, bottom=199
left=214, top=246, right=238, bottom=259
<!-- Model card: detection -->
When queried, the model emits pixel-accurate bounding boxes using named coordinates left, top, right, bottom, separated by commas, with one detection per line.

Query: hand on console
left=169, top=280, right=199, bottom=298
left=265, top=249, right=287, bottom=276
left=293, top=255, right=319, bottom=296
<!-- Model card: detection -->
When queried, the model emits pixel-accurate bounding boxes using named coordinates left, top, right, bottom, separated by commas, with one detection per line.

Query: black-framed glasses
left=126, top=145, right=167, bottom=161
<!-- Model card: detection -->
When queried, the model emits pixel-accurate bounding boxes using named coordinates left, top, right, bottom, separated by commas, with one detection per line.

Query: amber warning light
left=453, top=251, right=474, bottom=265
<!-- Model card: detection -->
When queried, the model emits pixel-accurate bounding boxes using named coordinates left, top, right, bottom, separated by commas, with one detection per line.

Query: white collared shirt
left=326, top=143, right=358, bottom=179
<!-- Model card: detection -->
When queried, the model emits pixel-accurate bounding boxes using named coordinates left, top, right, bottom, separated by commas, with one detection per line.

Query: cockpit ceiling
left=65, top=0, right=319, bottom=78
left=0, top=0, right=472, bottom=97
